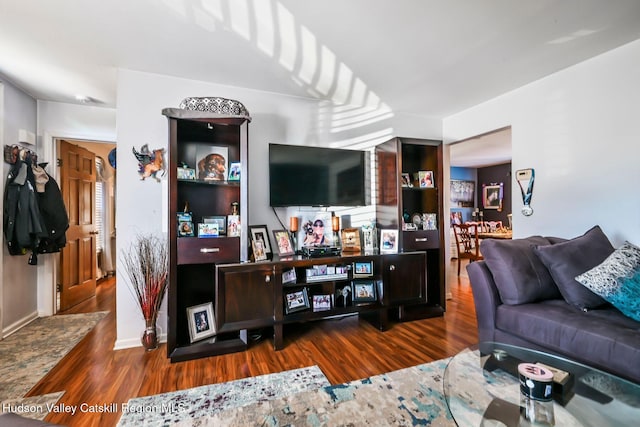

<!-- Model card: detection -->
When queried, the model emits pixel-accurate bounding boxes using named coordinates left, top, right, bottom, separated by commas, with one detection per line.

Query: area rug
left=177, top=359, right=456, bottom=426
left=0, top=311, right=108, bottom=420
left=117, top=366, right=331, bottom=426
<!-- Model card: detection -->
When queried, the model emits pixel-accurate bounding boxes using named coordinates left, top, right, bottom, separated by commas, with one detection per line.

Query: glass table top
left=443, top=342, right=640, bottom=427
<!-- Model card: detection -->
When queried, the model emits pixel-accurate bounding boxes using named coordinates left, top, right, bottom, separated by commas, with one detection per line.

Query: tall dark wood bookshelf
left=375, top=137, right=446, bottom=319
left=162, top=108, right=249, bottom=362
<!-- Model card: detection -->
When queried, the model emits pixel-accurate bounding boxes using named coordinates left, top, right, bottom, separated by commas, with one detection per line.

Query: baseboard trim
left=2, top=311, right=39, bottom=339
left=114, top=333, right=167, bottom=351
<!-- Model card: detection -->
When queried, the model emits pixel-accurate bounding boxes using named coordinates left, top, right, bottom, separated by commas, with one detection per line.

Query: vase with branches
left=121, top=234, right=169, bottom=350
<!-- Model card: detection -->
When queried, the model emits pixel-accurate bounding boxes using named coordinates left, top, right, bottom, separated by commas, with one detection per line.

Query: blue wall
left=450, top=167, right=476, bottom=223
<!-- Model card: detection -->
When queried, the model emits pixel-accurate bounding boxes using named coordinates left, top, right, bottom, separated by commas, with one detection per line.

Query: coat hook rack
left=4, top=144, right=38, bottom=165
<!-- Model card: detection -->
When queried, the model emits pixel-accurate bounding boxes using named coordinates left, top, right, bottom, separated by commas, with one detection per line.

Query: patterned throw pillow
left=575, top=241, right=640, bottom=322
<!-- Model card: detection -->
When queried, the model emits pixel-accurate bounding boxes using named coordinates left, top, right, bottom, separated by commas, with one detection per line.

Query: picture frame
left=196, top=145, right=228, bottom=181
left=380, top=229, right=399, bottom=253
left=282, top=268, right=297, bottom=285
left=362, top=225, right=376, bottom=252
left=352, top=280, right=377, bottom=303
left=177, top=212, right=195, bottom=237
left=272, top=229, right=295, bottom=257
left=450, top=180, right=475, bottom=207
left=177, top=167, right=196, bottom=180
left=197, top=222, right=219, bottom=238
left=341, top=228, right=361, bottom=252
left=483, top=183, right=503, bottom=210
left=249, top=225, right=272, bottom=258
left=353, top=260, right=373, bottom=278
left=418, top=170, right=435, bottom=188
left=252, top=239, right=268, bottom=261
left=228, top=162, right=241, bottom=181
left=186, top=302, right=216, bottom=343
left=227, top=215, right=240, bottom=237
left=422, top=213, right=437, bottom=230
left=298, top=212, right=333, bottom=249
left=312, top=294, right=332, bottom=312
left=203, top=215, right=226, bottom=235
left=401, top=172, right=412, bottom=187
left=284, top=288, right=310, bottom=314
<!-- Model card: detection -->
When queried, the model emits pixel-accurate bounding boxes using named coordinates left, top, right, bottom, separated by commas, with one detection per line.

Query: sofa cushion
left=575, top=241, right=640, bottom=322
left=534, top=226, right=613, bottom=310
left=495, top=300, right=640, bottom=380
left=481, top=236, right=560, bottom=305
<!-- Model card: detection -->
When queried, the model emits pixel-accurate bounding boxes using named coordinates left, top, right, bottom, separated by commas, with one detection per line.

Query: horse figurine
left=132, top=144, right=166, bottom=182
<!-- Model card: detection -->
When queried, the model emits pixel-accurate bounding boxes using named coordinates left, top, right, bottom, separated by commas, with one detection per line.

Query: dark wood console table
left=216, top=251, right=438, bottom=351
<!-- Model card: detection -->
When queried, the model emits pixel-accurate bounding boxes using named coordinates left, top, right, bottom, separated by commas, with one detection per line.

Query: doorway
left=55, top=139, right=116, bottom=312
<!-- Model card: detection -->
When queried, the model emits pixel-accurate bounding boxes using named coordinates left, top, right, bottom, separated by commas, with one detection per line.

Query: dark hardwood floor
left=28, top=259, right=478, bottom=426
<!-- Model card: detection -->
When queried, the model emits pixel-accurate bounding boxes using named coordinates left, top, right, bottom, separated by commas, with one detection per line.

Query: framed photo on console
left=249, top=225, right=272, bottom=259
left=353, top=260, right=373, bottom=278
left=352, top=280, right=377, bottom=303
left=284, top=288, right=310, bottom=314
left=380, top=229, right=399, bottom=253
left=272, top=229, right=295, bottom=257
left=341, top=228, right=361, bottom=252
left=186, top=302, right=216, bottom=343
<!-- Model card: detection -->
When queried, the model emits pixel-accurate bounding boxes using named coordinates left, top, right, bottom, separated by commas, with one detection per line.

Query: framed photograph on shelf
left=202, top=216, right=226, bottom=235
left=401, top=172, right=412, bottom=187
left=422, top=213, right=437, bottom=230
left=177, top=167, right=196, bottom=180
left=380, top=229, right=399, bottom=253
left=249, top=225, right=272, bottom=258
left=483, top=183, right=503, bottom=210
left=284, top=288, right=310, bottom=314
left=228, top=162, right=241, bottom=181
left=252, top=239, right=267, bottom=261
left=282, top=268, right=297, bottom=285
left=312, top=294, right=332, bottom=312
left=298, top=212, right=333, bottom=248
left=272, top=229, right=295, bottom=257
left=227, top=215, right=240, bottom=237
left=353, top=260, right=373, bottom=278
left=197, top=222, right=219, bottom=238
left=196, top=146, right=228, bottom=181
left=177, top=212, right=194, bottom=237
left=352, top=280, right=377, bottom=303
left=418, top=170, right=435, bottom=188
left=186, top=302, right=216, bottom=343
left=341, top=228, right=361, bottom=252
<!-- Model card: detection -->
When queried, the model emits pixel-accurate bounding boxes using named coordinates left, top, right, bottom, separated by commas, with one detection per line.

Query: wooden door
left=59, top=140, right=97, bottom=311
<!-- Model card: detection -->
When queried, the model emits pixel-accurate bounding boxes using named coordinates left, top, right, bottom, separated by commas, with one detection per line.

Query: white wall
left=0, top=79, right=38, bottom=336
left=443, top=39, right=640, bottom=247
left=114, top=69, right=442, bottom=349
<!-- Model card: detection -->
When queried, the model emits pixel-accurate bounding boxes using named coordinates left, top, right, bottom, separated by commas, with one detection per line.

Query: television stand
left=215, top=251, right=439, bottom=352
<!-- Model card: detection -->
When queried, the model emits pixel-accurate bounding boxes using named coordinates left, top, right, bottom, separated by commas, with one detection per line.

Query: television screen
left=269, top=144, right=368, bottom=207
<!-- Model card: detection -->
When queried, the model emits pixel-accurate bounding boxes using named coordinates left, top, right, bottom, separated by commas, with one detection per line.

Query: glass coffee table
left=444, top=342, right=640, bottom=426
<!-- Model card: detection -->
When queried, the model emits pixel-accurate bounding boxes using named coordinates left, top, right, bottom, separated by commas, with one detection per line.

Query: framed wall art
left=483, top=183, right=503, bottom=210
left=450, top=180, right=475, bottom=208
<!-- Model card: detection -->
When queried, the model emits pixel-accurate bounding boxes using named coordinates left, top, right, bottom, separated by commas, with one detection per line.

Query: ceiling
left=2, top=0, right=640, bottom=165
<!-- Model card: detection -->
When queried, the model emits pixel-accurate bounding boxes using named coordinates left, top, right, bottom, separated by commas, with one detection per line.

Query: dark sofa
left=467, top=226, right=640, bottom=384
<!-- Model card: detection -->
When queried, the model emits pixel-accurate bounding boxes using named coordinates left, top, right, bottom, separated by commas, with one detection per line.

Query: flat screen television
left=269, top=143, right=369, bottom=207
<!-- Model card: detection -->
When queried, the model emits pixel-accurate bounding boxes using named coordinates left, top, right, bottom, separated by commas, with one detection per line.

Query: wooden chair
left=453, top=223, right=484, bottom=275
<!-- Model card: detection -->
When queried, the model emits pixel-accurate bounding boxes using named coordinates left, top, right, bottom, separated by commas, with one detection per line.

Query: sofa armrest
left=466, top=261, right=503, bottom=342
